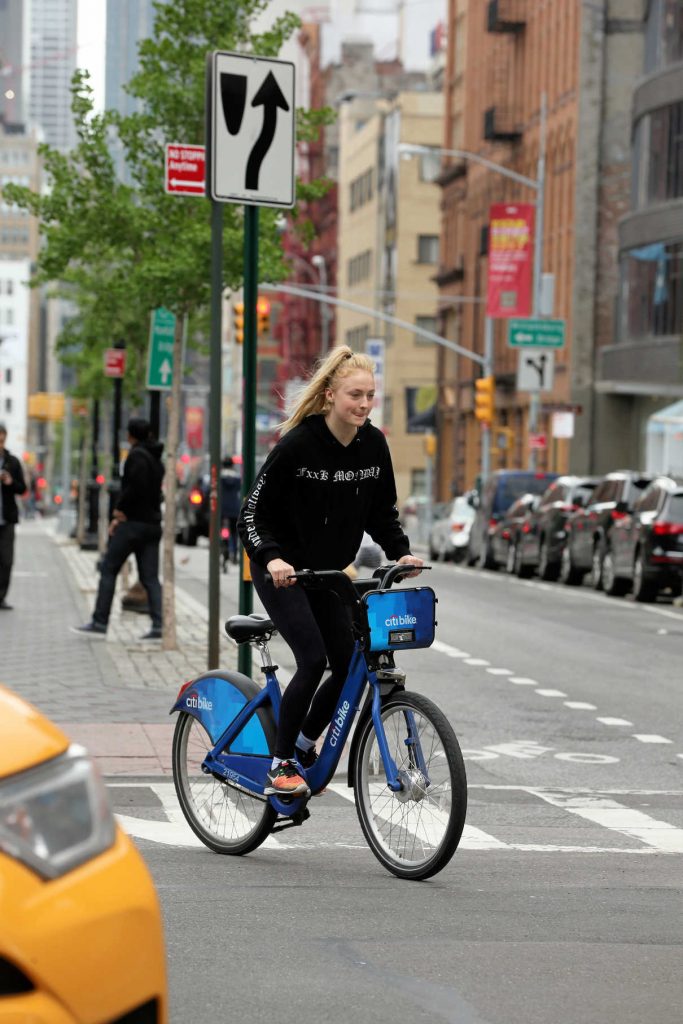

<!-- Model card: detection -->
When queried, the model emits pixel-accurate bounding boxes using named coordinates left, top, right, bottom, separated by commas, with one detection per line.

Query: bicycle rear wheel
left=353, top=691, right=467, bottom=880
left=173, top=712, right=276, bottom=855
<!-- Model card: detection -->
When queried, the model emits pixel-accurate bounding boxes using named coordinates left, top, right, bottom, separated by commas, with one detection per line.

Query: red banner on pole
left=486, top=203, right=535, bottom=318
left=185, top=406, right=204, bottom=451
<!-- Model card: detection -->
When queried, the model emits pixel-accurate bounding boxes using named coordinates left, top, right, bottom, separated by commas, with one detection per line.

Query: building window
left=345, top=324, right=370, bottom=350
left=349, top=168, right=374, bottom=212
left=633, top=101, right=683, bottom=208
left=645, top=0, right=683, bottom=73
left=347, top=249, right=372, bottom=286
left=410, top=468, right=426, bottom=496
left=5, top=368, right=12, bottom=384
left=4, top=398, right=11, bottom=413
left=620, top=238, right=683, bottom=339
left=417, top=235, right=439, bottom=264
left=414, top=315, right=437, bottom=345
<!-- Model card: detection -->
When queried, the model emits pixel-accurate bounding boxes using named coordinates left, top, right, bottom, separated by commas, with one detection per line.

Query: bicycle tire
left=173, top=711, right=277, bottom=855
left=353, top=691, right=467, bottom=880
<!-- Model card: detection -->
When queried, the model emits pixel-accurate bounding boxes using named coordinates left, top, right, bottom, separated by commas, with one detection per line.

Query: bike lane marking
left=633, top=734, right=673, bottom=744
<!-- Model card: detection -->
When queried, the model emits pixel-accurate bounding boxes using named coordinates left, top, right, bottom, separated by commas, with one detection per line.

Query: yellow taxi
left=0, top=685, right=168, bottom=1023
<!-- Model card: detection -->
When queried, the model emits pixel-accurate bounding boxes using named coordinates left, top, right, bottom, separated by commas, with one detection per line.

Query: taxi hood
left=0, top=685, right=70, bottom=779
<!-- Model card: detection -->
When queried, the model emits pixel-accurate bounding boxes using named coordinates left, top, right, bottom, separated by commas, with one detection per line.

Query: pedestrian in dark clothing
left=72, top=417, right=164, bottom=640
left=220, top=456, right=241, bottom=564
left=0, top=424, right=27, bottom=610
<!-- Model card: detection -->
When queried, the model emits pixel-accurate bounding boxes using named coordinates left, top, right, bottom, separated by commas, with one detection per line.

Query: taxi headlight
left=0, top=744, right=116, bottom=879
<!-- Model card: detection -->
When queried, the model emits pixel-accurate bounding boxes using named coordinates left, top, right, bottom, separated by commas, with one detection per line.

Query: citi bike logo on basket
left=384, top=613, right=417, bottom=628
left=185, top=692, right=213, bottom=711
left=329, top=700, right=351, bottom=747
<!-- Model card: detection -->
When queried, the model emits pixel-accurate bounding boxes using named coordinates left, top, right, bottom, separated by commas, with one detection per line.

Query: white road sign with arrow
left=208, top=51, right=295, bottom=208
left=516, top=346, right=555, bottom=393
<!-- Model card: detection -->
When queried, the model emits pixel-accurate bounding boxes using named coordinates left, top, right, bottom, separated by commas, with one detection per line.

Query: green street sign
left=507, top=318, right=566, bottom=349
left=146, top=307, right=176, bottom=390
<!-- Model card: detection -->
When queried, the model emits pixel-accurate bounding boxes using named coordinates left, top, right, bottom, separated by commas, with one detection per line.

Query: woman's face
left=326, top=370, right=375, bottom=429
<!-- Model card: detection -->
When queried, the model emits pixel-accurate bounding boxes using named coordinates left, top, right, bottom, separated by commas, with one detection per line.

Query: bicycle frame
left=199, top=642, right=409, bottom=819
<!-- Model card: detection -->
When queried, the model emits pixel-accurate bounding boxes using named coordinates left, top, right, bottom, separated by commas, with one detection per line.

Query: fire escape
left=483, top=1, right=526, bottom=143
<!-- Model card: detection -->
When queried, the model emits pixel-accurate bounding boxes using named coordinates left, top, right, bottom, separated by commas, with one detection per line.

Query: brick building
left=436, top=0, right=644, bottom=496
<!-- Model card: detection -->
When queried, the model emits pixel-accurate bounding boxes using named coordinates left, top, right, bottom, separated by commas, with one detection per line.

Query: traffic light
left=257, top=296, right=271, bottom=336
left=474, top=376, right=495, bottom=425
left=233, top=301, right=244, bottom=345
left=423, top=434, right=437, bottom=458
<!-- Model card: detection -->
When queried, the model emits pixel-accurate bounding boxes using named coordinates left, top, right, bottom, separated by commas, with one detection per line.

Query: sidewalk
left=2, top=520, right=236, bottom=775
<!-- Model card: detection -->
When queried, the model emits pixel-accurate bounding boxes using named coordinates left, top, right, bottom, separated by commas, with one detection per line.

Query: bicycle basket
left=362, top=587, right=437, bottom=652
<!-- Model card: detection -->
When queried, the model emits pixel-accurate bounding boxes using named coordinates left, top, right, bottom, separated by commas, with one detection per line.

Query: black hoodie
left=237, top=415, right=411, bottom=570
left=116, top=440, right=165, bottom=524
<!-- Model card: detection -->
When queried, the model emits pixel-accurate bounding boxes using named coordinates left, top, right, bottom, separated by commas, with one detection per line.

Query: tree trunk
left=161, top=313, right=185, bottom=650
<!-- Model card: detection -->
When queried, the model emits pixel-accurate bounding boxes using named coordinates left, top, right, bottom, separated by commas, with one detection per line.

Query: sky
left=77, top=0, right=106, bottom=110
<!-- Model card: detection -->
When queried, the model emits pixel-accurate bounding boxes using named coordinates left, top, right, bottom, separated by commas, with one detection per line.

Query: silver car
left=428, top=496, right=476, bottom=562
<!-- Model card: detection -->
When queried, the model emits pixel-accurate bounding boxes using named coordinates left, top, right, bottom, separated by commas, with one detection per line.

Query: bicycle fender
left=170, top=669, right=276, bottom=751
left=346, top=683, right=404, bottom=788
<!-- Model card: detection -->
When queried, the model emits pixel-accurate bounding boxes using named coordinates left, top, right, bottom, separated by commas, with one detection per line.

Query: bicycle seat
left=224, top=614, right=275, bottom=643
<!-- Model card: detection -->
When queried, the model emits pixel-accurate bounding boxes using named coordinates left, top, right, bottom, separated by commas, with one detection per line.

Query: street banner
left=487, top=203, right=535, bottom=318
left=185, top=406, right=204, bottom=450
left=405, top=386, right=437, bottom=434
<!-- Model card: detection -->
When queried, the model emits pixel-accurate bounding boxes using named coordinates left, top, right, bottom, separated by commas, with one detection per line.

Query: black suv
left=560, top=471, right=653, bottom=588
left=516, top=476, right=599, bottom=580
left=602, top=476, right=683, bottom=601
left=468, top=470, right=558, bottom=569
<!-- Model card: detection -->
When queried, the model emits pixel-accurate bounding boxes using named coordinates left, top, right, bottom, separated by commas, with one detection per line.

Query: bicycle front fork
left=369, top=681, right=431, bottom=792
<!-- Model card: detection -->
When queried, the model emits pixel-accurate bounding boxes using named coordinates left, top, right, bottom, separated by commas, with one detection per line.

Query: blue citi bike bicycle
left=170, top=564, right=467, bottom=880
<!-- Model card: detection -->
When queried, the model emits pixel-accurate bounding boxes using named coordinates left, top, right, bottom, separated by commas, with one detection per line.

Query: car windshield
left=493, top=474, right=557, bottom=514
left=667, top=495, right=683, bottom=524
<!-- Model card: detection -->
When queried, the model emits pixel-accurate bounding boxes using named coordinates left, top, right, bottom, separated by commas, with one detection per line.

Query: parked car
left=428, top=496, right=477, bottom=562
left=176, top=456, right=210, bottom=545
left=515, top=476, right=599, bottom=580
left=602, top=476, right=683, bottom=601
left=560, top=470, right=653, bottom=588
left=0, top=685, right=168, bottom=1022
left=468, top=470, right=559, bottom=569
left=489, top=493, right=540, bottom=575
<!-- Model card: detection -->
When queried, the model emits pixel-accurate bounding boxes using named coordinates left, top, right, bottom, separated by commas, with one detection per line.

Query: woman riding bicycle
left=237, top=346, right=422, bottom=796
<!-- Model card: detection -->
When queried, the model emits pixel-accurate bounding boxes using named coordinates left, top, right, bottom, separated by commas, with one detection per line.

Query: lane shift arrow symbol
left=246, top=71, right=289, bottom=191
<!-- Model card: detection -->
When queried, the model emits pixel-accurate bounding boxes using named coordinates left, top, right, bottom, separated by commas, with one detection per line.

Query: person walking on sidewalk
left=0, top=424, right=27, bottom=610
left=72, top=417, right=164, bottom=640
left=220, top=456, right=241, bottom=564
left=237, top=345, right=422, bottom=796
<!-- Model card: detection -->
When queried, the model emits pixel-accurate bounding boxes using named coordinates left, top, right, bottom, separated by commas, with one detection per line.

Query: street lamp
left=311, top=254, right=331, bottom=355
left=398, top=96, right=547, bottom=474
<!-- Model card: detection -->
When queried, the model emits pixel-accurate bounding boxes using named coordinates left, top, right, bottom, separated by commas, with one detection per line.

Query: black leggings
left=251, top=561, right=355, bottom=760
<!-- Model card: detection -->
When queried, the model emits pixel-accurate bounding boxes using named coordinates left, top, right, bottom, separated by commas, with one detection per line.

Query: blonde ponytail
left=280, top=345, right=376, bottom=434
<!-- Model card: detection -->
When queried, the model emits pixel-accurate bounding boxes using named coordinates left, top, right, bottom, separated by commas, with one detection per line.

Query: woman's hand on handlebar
left=267, top=557, right=297, bottom=589
left=397, top=554, right=424, bottom=579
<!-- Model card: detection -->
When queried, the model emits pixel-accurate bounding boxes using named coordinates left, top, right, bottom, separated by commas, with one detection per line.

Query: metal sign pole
left=238, top=205, right=259, bottom=678
left=208, top=199, right=223, bottom=669
left=529, top=92, right=547, bottom=471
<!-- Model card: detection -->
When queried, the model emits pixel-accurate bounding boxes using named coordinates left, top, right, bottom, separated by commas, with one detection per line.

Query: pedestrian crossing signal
left=233, top=302, right=245, bottom=345
left=257, top=297, right=271, bottom=336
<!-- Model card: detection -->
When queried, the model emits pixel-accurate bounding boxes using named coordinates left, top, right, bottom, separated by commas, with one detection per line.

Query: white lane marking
left=509, top=677, right=538, bottom=685
left=529, top=790, right=683, bottom=853
left=486, top=667, right=513, bottom=676
left=596, top=717, right=633, bottom=726
left=564, top=701, right=597, bottom=710
left=632, top=734, right=673, bottom=744
left=464, top=658, right=490, bottom=666
left=431, top=639, right=471, bottom=659
left=535, top=689, right=567, bottom=697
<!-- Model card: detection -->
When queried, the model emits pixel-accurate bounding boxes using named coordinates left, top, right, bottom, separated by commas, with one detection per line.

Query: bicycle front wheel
left=353, top=691, right=467, bottom=880
left=173, top=712, right=277, bottom=855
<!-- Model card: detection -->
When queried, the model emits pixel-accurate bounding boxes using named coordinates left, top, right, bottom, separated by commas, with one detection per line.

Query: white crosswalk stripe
left=109, top=781, right=683, bottom=856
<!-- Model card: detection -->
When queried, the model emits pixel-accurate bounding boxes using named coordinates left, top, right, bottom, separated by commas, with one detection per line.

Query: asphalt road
left=112, top=548, right=683, bottom=1024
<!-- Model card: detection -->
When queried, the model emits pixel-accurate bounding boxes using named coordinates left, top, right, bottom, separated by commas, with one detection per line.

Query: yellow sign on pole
left=242, top=553, right=252, bottom=583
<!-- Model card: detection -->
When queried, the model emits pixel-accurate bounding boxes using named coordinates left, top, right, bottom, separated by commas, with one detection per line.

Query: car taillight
left=653, top=522, right=683, bottom=535
left=611, top=509, right=628, bottom=521
left=451, top=523, right=464, bottom=533
left=220, top=527, right=230, bottom=539
left=488, top=517, right=497, bottom=529
left=502, top=529, right=511, bottom=540
left=522, top=523, right=531, bottom=533
left=189, top=489, right=203, bottom=505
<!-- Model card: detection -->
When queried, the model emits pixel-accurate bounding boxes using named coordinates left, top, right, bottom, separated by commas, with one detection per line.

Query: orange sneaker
left=264, top=760, right=310, bottom=796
